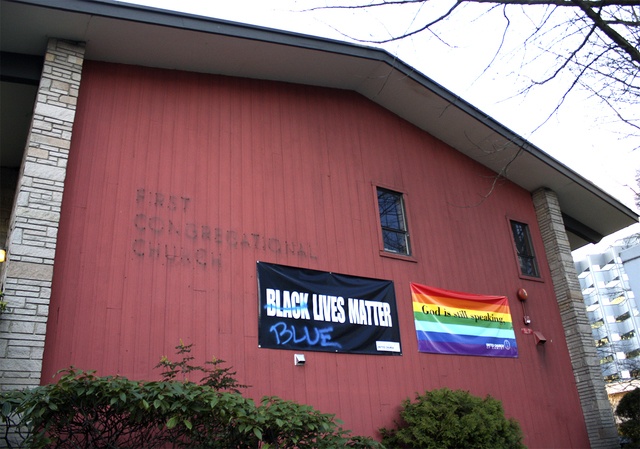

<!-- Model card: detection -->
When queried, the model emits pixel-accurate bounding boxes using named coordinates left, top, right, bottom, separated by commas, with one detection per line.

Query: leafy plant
left=617, top=388, right=640, bottom=448
left=380, top=388, right=525, bottom=449
left=255, top=396, right=382, bottom=448
left=0, top=342, right=382, bottom=448
left=155, top=340, right=247, bottom=393
left=0, top=290, right=6, bottom=315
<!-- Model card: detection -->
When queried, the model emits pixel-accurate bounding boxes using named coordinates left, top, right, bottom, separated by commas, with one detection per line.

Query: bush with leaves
left=255, top=396, right=381, bottom=448
left=380, top=388, right=525, bottom=449
left=0, top=342, right=382, bottom=448
left=617, top=388, right=640, bottom=448
left=0, top=290, right=7, bottom=315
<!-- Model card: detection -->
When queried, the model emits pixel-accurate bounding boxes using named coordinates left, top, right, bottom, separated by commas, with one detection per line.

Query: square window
left=377, top=187, right=410, bottom=256
left=510, top=220, right=540, bottom=278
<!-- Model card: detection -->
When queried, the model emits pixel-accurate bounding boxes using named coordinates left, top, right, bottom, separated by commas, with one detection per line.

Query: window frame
left=508, top=218, right=542, bottom=280
left=374, top=184, right=415, bottom=261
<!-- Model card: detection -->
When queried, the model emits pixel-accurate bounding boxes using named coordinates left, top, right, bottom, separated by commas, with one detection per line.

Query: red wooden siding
left=42, top=61, right=588, bottom=448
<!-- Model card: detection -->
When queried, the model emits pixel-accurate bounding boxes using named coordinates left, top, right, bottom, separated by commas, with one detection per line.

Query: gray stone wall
left=533, top=188, right=620, bottom=449
left=0, top=39, right=85, bottom=390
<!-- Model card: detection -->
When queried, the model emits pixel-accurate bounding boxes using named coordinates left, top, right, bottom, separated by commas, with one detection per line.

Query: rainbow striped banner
left=411, top=283, right=518, bottom=358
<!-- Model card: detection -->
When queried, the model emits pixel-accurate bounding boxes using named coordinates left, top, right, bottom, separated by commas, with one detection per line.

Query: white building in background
left=575, top=243, right=640, bottom=383
left=621, top=245, right=640, bottom=298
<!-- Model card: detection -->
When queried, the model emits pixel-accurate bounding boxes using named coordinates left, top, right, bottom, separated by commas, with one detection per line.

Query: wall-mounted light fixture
left=517, top=289, right=548, bottom=346
left=0, top=249, right=6, bottom=263
left=294, top=354, right=305, bottom=366
left=517, top=288, right=530, bottom=325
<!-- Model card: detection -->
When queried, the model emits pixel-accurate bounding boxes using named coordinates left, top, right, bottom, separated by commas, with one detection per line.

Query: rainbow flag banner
left=411, top=283, right=518, bottom=358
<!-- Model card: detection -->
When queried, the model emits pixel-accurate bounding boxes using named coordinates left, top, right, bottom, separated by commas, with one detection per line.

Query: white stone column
left=533, top=188, right=620, bottom=449
left=0, top=39, right=85, bottom=390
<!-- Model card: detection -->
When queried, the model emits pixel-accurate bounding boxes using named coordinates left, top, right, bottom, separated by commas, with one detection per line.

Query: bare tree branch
left=307, top=0, right=640, bottom=7
left=351, top=1, right=464, bottom=43
left=459, top=0, right=640, bottom=7
left=568, top=0, right=640, bottom=63
left=312, top=0, right=639, bottom=138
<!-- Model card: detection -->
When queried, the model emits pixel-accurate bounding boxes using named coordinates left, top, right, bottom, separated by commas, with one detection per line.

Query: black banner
left=257, top=262, right=402, bottom=355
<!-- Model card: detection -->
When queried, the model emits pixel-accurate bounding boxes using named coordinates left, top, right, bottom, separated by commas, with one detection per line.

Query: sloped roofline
left=1, top=0, right=637, bottom=249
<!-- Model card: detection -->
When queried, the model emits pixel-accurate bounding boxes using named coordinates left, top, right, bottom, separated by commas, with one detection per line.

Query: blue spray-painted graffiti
left=269, top=322, right=342, bottom=349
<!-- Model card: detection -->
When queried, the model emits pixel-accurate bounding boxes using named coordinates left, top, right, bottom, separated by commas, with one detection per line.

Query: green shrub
left=0, top=289, right=7, bottom=314
left=0, top=343, right=382, bottom=448
left=380, top=388, right=525, bottom=449
left=256, top=396, right=382, bottom=448
left=617, top=388, right=640, bottom=448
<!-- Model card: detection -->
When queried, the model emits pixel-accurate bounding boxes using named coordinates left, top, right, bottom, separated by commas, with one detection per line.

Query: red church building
left=1, top=1, right=637, bottom=447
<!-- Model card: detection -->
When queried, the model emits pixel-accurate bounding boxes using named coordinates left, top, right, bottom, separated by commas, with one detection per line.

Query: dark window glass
left=616, top=311, right=631, bottom=322
left=510, top=221, right=540, bottom=277
left=599, top=354, right=614, bottom=365
left=620, top=330, right=635, bottom=340
left=626, top=348, right=640, bottom=359
left=605, top=373, right=620, bottom=382
left=377, top=188, right=410, bottom=256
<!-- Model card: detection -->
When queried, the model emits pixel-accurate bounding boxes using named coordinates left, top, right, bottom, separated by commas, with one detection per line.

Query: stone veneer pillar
left=0, top=39, right=85, bottom=390
left=532, top=188, right=619, bottom=449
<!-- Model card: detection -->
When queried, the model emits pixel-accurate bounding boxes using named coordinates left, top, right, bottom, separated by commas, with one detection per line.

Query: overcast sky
left=117, top=0, right=640, bottom=252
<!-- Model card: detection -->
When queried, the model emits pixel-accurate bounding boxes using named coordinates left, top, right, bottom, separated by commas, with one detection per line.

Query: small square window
left=377, top=187, right=410, bottom=256
left=510, top=220, right=540, bottom=278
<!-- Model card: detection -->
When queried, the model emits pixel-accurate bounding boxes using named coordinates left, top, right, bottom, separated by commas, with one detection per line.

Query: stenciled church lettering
left=136, top=188, right=190, bottom=212
left=132, top=188, right=317, bottom=268
left=131, top=239, right=222, bottom=267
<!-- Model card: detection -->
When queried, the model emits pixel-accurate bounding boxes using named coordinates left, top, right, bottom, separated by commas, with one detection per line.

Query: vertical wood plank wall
left=42, top=62, right=589, bottom=448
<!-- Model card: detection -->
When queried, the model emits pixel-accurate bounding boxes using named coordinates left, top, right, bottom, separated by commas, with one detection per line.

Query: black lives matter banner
left=257, top=262, right=402, bottom=355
